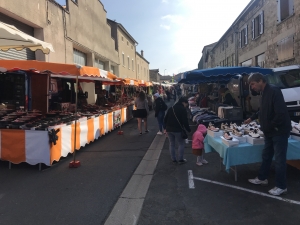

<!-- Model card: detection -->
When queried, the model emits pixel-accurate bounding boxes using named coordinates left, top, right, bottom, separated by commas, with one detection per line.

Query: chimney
left=141, top=50, right=144, bottom=57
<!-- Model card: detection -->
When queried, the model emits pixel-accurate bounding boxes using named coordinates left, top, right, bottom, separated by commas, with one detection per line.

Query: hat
left=153, top=93, right=160, bottom=98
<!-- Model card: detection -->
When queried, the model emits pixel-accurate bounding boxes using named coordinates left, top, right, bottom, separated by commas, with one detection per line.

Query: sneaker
left=268, top=187, right=287, bottom=196
left=172, top=160, right=177, bottom=164
left=157, top=131, right=163, bottom=135
left=178, top=159, right=187, bottom=165
left=201, top=159, right=208, bottom=164
left=196, top=162, right=203, bottom=166
left=248, top=177, right=268, bottom=186
left=145, top=130, right=149, bottom=133
left=139, top=132, right=142, bottom=135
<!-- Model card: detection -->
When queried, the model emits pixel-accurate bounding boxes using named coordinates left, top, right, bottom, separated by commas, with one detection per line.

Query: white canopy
left=0, top=21, right=54, bottom=54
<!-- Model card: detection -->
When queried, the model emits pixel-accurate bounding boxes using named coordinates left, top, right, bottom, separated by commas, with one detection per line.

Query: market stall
left=0, top=60, right=133, bottom=168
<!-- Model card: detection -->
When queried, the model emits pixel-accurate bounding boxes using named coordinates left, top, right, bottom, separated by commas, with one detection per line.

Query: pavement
left=1, top=99, right=300, bottom=225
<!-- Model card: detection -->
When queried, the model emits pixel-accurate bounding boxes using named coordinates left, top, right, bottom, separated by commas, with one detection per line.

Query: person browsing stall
left=192, top=124, right=208, bottom=166
left=164, top=97, right=191, bottom=164
left=135, top=91, right=149, bottom=135
left=245, top=73, right=291, bottom=196
left=153, top=93, right=167, bottom=135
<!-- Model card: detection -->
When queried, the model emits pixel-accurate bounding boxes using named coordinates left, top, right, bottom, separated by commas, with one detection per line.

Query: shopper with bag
left=163, top=97, right=191, bottom=164
left=153, top=93, right=168, bottom=135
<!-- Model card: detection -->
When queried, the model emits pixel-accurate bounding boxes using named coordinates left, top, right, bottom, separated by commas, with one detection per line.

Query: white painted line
left=193, top=176, right=300, bottom=205
left=188, top=170, right=195, bottom=189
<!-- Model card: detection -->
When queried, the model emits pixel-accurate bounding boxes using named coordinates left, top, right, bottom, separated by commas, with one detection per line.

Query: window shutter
left=260, top=11, right=264, bottom=34
left=251, top=19, right=255, bottom=40
left=289, top=0, right=294, bottom=15
left=239, top=31, right=242, bottom=48
left=245, top=26, right=248, bottom=45
left=277, top=0, right=281, bottom=22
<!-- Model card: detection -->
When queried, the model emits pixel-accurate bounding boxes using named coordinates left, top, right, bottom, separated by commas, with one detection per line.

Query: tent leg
left=9, top=162, right=11, bottom=170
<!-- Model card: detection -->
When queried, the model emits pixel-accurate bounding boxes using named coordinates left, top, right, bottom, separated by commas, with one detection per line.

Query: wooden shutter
left=251, top=19, right=255, bottom=40
left=289, top=0, right=294, bottom=15
left=277, top=0, right=281, bottom=22
left=259, top=11, right=264, bottom=34
left=245, top=26, right=248, bottom=45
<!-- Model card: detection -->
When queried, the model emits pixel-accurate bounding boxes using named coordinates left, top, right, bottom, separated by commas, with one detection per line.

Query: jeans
left=167, top=132, right=186, bottom=161
left=258, top=134, right=289, bottom=189
left=157, top=111, right=165, bottom=132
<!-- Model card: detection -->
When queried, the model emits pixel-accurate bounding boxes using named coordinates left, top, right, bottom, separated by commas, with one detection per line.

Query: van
left=227, top=65, right=300, bottom=121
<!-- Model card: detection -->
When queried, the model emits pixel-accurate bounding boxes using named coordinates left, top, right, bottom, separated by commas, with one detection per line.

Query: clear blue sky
left=55, top=0, right=251, bottom=75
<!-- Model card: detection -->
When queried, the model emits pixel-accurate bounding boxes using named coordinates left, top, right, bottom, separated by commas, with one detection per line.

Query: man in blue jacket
left=245, top=73, right=291, bottom=196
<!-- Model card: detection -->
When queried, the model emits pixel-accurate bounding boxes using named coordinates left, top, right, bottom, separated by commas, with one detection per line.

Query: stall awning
left=0, top=60, right=118, bottom=81
left=0, top=22, right=54, bottom=54
left=178, top=67, right=273, bottom=84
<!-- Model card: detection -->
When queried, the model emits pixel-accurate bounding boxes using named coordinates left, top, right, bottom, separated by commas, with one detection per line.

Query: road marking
left=188, top=170, right=195, bottom=189
left=193, top=176, right=300, bottom=205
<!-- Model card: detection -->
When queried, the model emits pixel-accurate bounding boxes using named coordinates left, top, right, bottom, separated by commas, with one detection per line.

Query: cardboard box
left=231, top=134, right=247, bottom=143
left=207, top=129, right=223, bottom=138
left=221, top=136, right=239, bottom=147
left=246, top=135, right=265, bottom=145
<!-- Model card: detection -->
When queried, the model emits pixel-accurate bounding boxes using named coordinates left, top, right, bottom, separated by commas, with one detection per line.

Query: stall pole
left=118, top=85, right=124, bottom=135
left=69, top=74, right=81, bottom=168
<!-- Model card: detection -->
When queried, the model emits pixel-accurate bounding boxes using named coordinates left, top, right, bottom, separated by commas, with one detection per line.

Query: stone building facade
left=0, top=0, right=150, bottom=80
left=149, top=69, right=160, bottom=82
left=203, top=0, right=299, bottom=69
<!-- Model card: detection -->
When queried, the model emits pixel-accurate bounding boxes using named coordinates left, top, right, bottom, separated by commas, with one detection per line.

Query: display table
left=204, top=135, right=300, bottom=180
left=0, top=107, right=128, bottom=168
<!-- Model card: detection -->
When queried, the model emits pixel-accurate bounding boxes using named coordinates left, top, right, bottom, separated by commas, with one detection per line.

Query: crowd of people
left=134, top=72, right=290, bottom=196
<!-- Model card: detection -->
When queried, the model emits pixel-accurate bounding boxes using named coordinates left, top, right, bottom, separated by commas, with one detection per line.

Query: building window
left=95, top=58, right=105, bottom=70
left=72, top=0, right=78, bottom=4
left=277, top=0, right=294, bottom=22
left=121, top=36, right=124, bottom=41
left=231, top=54, right=235, bottom=66
left=138, top=64, right=139, bottom=74
left=132, top=59, right=134, bottom=71
left=122, top=53, right=125, bottom=66
left=127, top=56, right=130, bottom=69
left=241, top=59, right=252, bottom=67
left=231, top=33, right=234, bottom=44
left=73, top=49, right=87, bottom=66
left=127, top=41, right=129, bottom=46
left=131, top=45, right=133, bottom=50
left=277, top=35, right=294, bottom=62
left=252, top=11, right=264, bottom=40
left=256, top=53, right=265, bottom=68
left=110, top=65, right=115, bottom=74
left=222, top=43, right=224, bottom=51
left=240, top=25, right=248, bottom=48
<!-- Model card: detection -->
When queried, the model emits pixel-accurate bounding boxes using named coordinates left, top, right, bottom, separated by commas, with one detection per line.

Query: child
left=192, top=124, right=208, bottom=166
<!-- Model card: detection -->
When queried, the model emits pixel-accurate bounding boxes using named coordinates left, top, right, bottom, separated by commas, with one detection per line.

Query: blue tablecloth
left=204, top=135, right=300, bottom=172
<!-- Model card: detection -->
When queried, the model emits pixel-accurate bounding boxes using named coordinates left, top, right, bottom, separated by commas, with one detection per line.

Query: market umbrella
left=0, top=21, right=54, bottom=54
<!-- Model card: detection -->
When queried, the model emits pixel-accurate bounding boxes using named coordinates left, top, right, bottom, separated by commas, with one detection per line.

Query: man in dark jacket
left=164, top=97, right=191, bottom=164
left=245, top=73, right=291, bottom=196
left=153, top=93, right=167, bottom=135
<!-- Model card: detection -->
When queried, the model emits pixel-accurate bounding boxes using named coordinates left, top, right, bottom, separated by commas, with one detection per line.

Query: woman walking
left=135, top=91, right=149, bottom=135
left=164, top=97, right=191, bottom=164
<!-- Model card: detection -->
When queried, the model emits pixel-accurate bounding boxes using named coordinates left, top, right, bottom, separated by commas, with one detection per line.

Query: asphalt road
left=0, top=106, right=160, bottom=225
left=1, top=99, right=300, bottom=225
